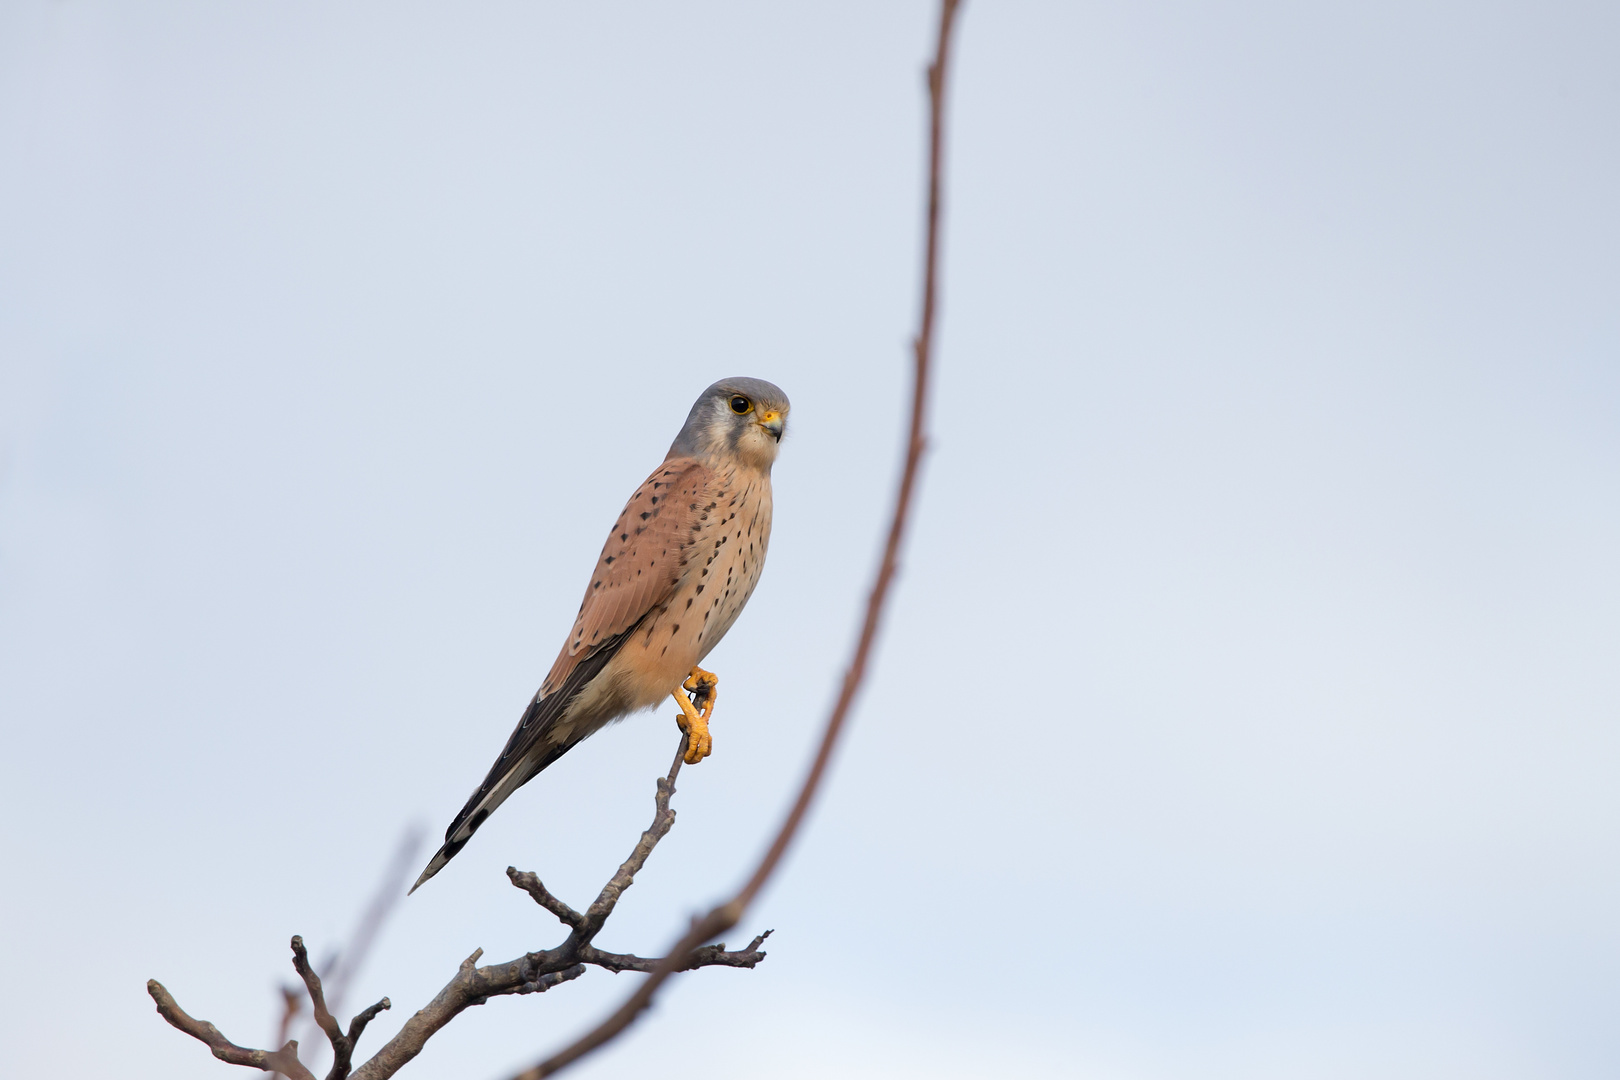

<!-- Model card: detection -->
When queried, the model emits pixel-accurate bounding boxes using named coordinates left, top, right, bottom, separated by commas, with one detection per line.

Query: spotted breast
left=612, top=459, right=773, bottom=702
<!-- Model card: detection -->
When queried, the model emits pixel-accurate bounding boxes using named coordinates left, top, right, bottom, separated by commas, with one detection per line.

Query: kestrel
left=411, top=377, right=790, bottom=892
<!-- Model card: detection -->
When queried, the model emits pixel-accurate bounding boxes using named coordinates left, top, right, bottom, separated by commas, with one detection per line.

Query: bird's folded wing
left=478, top=456, right=714, bottom=784
left=539, top=455, right=715, bottom=696
left=412, top=459, right=718, bottom=891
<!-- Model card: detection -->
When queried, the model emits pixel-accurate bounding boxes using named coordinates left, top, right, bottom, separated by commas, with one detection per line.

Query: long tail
left=409, top=734, right=572, bottom=893
left=409, top=630, right=633, bottom=894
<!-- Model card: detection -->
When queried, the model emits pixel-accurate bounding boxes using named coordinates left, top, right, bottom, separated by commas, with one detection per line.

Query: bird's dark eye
left=729, top=395, right=752, bottom=415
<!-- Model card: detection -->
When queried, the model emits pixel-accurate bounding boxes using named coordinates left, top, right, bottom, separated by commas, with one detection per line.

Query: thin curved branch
left=577, top=932, right=773, bottom=974
left=149, top=978, right=317, bottom=1080
left=506, top=869, right=585, bottom=929
left=506, top=3, right=963, bottom=1076
left=291, top=936, right=343, bottom=1052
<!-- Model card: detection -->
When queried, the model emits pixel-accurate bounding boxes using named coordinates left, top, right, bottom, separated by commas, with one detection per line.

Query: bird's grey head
left=667, top=377, right=791, bottom=471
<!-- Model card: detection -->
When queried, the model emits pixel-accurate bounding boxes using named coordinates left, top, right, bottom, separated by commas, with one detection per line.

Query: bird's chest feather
left=618, top=468, right=773, bottom=699
left=690, top=470, right=773, bottom=659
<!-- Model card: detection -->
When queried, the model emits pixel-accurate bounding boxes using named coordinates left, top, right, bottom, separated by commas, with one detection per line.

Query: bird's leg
left=671, top=692, right=712, bottom=764
left=684, top=665, right=719, bottom=719
left=671, top=666, right=719, bottom=764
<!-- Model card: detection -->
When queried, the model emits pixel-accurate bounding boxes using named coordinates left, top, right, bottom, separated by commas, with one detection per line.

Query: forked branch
left=149, top=735, right=769, bottom=1080
left=149, top=938, right=389, bottom=1080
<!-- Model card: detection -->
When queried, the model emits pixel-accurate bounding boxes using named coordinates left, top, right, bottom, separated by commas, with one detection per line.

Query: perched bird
left=411, top=377, right=790, bottom=893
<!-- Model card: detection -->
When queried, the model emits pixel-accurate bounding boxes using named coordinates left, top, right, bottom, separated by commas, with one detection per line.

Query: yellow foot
left=683, top=666, right=719, bottom=719
left=671, top=666, right=719, bottom=764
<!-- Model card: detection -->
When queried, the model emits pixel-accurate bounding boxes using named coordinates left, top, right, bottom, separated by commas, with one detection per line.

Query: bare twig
left=576, top=738, right=685, bottom=939
left=577, top=931, right=774, bottom=974
left=285, top=825, right=423, bottom=1079
left=291, top=935, right=393, bottom=1080
left=291, top=937, right=343, bottom=1051
left=347, top=998, right=394, bottom=1046
left=506, top=869, right=586, bottom=929
left=151, top=732, right=762, bottom=1080
left=149, top=978, right=317, bottom=1080
left=507, top=3, right=962, bottom=1076
left=153, top=938, right=393, bottom=1080
left=506, top=731, right=686, bottom=947
left=336, top=734, right=766, bottom=1080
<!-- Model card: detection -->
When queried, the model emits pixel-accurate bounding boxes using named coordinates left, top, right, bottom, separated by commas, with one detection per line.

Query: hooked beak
left=757, top=410, right=784, bottom=442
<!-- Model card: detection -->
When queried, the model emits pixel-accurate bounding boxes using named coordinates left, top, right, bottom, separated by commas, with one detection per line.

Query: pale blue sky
left=2, top=3, right=1618, bottom=1078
